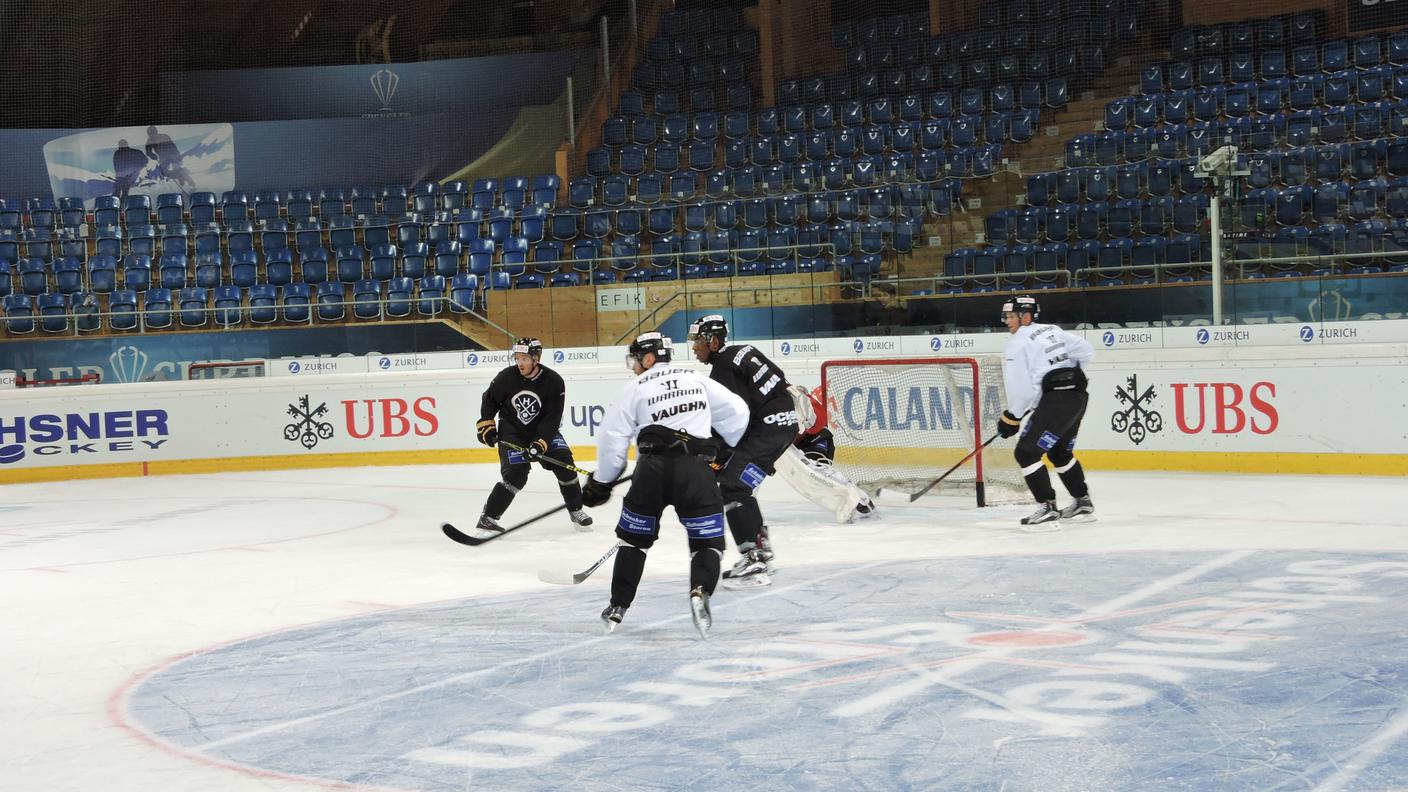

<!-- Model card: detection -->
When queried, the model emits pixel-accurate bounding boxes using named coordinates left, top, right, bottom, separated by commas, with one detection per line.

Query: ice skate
left=754, top=525, right=776, bottom=570
left=600, top=604, right=626, bottom=633
left=568, top=508, right=594, bottom=531
left=721, top=549, right=772, bottom=589
left=1020, top=500, right=1061, bottom=533
left=1058, top=495, right=1095, bottom=522
left=689, top=587, right=712, bottom=638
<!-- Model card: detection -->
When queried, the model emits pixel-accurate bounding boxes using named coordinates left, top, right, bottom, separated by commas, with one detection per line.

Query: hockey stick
left=441, top=475, right=633, bottom=547
left=499, top=441, right=593, bottom=477
left=537, top=543, right=619, bottom=585
left=907, top=433, right=1002, bottom=503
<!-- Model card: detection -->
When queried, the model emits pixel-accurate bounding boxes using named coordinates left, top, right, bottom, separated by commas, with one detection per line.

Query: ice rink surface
left=3, top=463, right=1407, bottom=791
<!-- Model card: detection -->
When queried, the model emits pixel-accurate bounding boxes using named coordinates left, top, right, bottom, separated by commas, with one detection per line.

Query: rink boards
left=1, top=338, right=1405, bottom=482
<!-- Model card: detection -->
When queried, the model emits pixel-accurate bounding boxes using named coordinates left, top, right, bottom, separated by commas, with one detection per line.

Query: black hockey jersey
left=479, top=364, right=567, bottom=445
left=707, top=344, right=794, bottom=420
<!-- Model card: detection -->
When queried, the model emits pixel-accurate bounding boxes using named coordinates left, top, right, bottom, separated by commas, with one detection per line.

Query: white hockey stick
left=537, top=543, right=619, bottom=585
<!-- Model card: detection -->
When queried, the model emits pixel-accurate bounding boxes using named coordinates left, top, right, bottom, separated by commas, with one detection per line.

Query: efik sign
left=1170, top=382, right=1278, bottom=435
left=342, top=397, right=439, bottom=439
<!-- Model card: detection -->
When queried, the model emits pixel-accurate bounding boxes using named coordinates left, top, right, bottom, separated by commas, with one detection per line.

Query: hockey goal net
left=187, top=360, right=267, bottom=379
left=820, top=356, right=1025, bottom=507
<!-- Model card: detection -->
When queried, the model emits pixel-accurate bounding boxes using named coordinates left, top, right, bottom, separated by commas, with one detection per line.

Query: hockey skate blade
left=1019, top=520, right=1062, bottom=534
left=720, top=573, right=772, bottom=590
left=690, top=599, right=711, bottom=639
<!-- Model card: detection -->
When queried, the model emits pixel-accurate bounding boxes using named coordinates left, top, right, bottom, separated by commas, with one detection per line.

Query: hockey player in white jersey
left=774, top=384, right=877, bottom=523
left=997, top=295, right=1096, bottom=529
left=581, top=332, right=749, bottom=638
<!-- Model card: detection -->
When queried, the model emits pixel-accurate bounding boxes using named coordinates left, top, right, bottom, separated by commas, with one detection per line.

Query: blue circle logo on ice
left=378, top=357, right=391, bottom=370
left=1300, top=325, right=1315, bottom=343
left=553, top=350, right=565, bottom=364
left=0, top=443, right=24, bottom=464
left=121, top=552, right=1408, bottom=792
left=1195, top=328, right=1209, bottom=345
left=288, top=361, right=300, bottom=374
left=1102, top=331, right=1115, bottom=347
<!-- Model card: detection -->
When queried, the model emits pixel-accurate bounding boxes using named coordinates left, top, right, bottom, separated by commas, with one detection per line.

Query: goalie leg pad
left=775, top=446, right=868, bottom=523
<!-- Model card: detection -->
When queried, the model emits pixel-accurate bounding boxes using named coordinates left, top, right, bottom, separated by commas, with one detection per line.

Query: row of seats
left=590, top=119, right=1026, bottom=177
left=1165, top=12, right=1322, bottom=60
left=942, top=221, right=1408, bottom=294
left=1067, top=103, right=1408, bottom=165
left=0, top=177, right=563, bottom=236
left=606, top=87, right=1065, bottom=146
left=1116, top=70, right=1408, bottom=129
left=1, top=278, right=465, bottom=333
left=1143, top=33, right=1408, bottom=95
left=1032, top=140, right=1408, bottom=205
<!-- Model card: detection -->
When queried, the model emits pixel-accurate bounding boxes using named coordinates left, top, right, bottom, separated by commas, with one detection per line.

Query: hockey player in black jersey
left=688, top=314, right=799, bottom=588
left=474, top=338, right=592, bottom=533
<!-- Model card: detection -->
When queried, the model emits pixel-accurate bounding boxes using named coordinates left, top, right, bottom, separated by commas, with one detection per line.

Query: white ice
left=2, top=465, right=1405, bottom=791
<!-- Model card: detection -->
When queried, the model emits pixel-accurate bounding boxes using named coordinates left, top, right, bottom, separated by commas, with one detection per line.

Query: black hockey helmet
left=687, top=314, right=728, bottom=344
left=511, top=337, right=543, bottom=359
left=627, top=331, right=672, bottom=369
left=1000, top=295, right=1039, bottom=320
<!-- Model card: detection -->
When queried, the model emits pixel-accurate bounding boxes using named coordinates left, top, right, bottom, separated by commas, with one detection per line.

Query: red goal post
left=820, top=356, right=1025, bottom=507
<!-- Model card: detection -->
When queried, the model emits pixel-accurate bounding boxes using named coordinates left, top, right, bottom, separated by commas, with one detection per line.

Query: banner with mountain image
left=41, top=123, right=234, bottom=208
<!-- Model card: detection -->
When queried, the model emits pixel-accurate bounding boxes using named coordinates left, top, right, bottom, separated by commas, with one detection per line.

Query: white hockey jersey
left=596, top=362, right=750, bottom=483
left=1001, top=323, right=1095, bottom=416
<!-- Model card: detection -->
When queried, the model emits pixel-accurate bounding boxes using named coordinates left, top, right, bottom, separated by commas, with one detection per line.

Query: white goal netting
left=820, top=356, right=1026, bottom=506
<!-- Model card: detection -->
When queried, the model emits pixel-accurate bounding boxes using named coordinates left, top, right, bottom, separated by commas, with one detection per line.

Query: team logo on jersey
left=511, top=390, right=542, bottom=424
left=1111, top=374, right=1162, bottom=445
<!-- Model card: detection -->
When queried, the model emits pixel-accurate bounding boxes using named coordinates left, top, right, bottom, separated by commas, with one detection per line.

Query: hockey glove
left=581, top=475, right=614, bottom=508
left=996, top=410, right=1022, bottom=439
left=526, top=438, right=549, bottom=459
left=476, top=419, right=498, bottom=447
left=708, top=449, right=734, bottom=472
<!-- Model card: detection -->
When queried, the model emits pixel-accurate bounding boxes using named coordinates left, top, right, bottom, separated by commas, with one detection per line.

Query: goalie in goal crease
left=775, top=384, right=877, bottom=523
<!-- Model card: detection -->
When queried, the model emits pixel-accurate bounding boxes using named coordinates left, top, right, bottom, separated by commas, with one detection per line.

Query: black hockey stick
left=537, top=543, right=619, bottom=585
left=441, top=475, right=633, bottom=547
left=498, top=441, right=594, bottom=477
left=907, top=433, right=1002, bottom=503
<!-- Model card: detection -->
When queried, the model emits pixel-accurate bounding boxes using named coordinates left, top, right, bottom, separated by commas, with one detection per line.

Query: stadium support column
left=756, top=0, right=838, bottom=97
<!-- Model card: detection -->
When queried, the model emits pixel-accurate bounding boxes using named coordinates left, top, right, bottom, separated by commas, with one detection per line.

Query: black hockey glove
left=526, top=438, right=549, bottom=459
left=476, top=419, right=498, bottom=447
left=996, top=410, right=1022, bottom=439
left=581, top=475, right=614, bottom=508
left=708, top=448, right=734, bottom=472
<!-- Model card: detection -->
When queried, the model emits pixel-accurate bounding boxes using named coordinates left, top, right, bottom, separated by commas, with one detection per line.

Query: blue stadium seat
left=246, top=283, right=276, bottom=324
left=314, top=281, right=344, bottom=321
